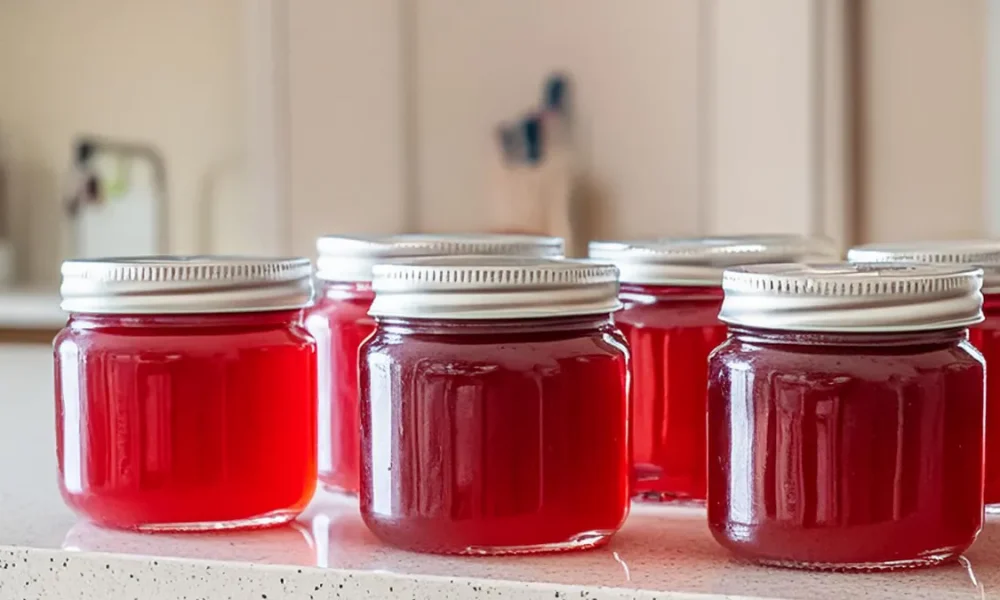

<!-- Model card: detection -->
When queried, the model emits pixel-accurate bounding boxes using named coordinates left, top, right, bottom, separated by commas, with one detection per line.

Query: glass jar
left=55, top=257, right=317, bottom=531
left=359, top=257, right=629, bottom=554
left=849, top=240, right=1000, bottom=513
left=708, top=263, right=985, bottom=570
left=589, top=235, right=836, bottom=503
left=306, top=234, right=563, bottom=495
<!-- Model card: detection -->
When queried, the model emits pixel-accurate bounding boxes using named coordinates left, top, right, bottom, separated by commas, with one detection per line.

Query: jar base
left=131, top=510, right=297, bottom=533
left=367, top=523, right=615, bottom=556
left=751, top=550, right=961, bottom=572
left=633, top=491, right=705, bottom=506
left=458, top=530, right=615, bottom=556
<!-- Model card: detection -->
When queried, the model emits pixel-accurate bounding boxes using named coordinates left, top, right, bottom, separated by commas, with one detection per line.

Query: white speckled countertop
left=0, top=345, right=996, bottom=599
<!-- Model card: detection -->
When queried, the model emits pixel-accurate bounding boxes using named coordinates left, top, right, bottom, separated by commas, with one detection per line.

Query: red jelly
left=590, top=236, right=835, bottom=502
left=307, top=234, right=563, bottom=495
left=849, top=240, right=1000, bottom=512
left=708, top=263, right=985, bottom=570
left=972, top=293, right=1000, bottom=509
left=359, top=257, right=629, bottom=554
left=55, top=257, right=317, bottom=531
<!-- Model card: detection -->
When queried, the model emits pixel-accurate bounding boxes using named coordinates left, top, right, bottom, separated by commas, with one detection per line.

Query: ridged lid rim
left=719, top=262, right=984, bottom=332
left=60, top=256, right=314, bottom=314
left=369, top=256, right=620, bottom=320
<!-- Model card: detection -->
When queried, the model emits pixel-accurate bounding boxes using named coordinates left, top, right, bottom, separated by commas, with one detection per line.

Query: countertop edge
left=0, top=546, right=771, bottom=600
left=0, top=289, right=64, bottom=329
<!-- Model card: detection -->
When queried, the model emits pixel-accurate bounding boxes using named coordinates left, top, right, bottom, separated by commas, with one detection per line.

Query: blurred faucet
left=68, top=135, right=169, bottom=253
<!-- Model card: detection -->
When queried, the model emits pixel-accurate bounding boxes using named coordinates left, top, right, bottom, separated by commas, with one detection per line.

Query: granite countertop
left=0, top=345, right=996, bottom=599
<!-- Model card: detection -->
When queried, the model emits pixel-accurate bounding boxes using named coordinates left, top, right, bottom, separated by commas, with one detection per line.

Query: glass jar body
left=54, top=311, right=318, bottom=531
left=305, top=281, right=376, bottom=494
left=614, top=284, right=727, bottom=502
left=707, top=327, right=985, bottom=570
left=359, top=316, right=630, bottom=555
left=968, top=293, right=1000, bottom=511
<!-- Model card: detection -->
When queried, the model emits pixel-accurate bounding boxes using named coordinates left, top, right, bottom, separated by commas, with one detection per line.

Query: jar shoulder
left=362, top=325, right=628, bottom=366
left=55, top=319, right=316, bottom=356
left=617, top=295, right=723, bottom=330
left=710, top=335, right=984, bottom=380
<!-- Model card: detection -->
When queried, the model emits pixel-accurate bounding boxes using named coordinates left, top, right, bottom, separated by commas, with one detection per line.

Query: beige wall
left=858, top=0, right=986, bottom=243
left=411, top=0, right=703, bottom=240
left=286, top=0, right=408, bottom=258
left=281, top=0, right=989, bottom=253
left=707, top=0, right=823, bottom=238
left=0, top=1, right=990, bottom=280
left=0, top=0, right=246, bottom=285
left=282, top=0, right=845, bottom=256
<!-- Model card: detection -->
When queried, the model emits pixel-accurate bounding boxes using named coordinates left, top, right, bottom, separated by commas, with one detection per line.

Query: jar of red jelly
left=849, top=240, right=1000, bottom=514
left=359, top=256, right=628, bottom=554
left=55, top=256, right=317, bottom=531
left=709, top=262, right=985, bottom=570
left=306, top=234, right=563, bottom=495
left=589, top=235, right=836, bottom=503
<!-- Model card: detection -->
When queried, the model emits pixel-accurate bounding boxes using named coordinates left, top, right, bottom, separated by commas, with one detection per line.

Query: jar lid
left=719, top=262, right=984, bottom=333
left=316, top=234, right=565, bottom=282
left=60, top=256, right=314, bottom=314
left=848, top=240, right=1000, bottom=294
left=588, top=235, right=837, bottom=286
left=369, top=256, right=620, bottom=320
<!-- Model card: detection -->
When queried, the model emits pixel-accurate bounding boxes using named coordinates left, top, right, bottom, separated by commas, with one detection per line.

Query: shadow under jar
left=589, top=235, right=836, bottom=503
left=306, top=234, right=563, bottom=496
left=708, top=262, right=986, bottom=570
left=849, top=240, right=1000, bottom=514
left=54, top=257, right=317, bottom=531
left=359, top=257, right=629, bottom=555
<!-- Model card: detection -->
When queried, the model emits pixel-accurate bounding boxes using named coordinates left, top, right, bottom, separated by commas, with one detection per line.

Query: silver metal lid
left=316, top=234, right=565, bottom=282
left=369, top=256, right=620, bottom=320
left=60, top=256, right=314, bottom=314
left=719, top=262, right=984, bottom=333
left=848, top=240, right=1000, bottom=294
left=588, top=235, right=838, bottom=286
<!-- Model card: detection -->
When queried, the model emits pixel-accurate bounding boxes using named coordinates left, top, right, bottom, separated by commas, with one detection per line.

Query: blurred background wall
left=0, top=0, right=991, bottom=284
left=860, top=0, right=985, bottom=243
left=0, top=0, right=247, bottom=284
left=280, top=0, right=838, bottom=256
